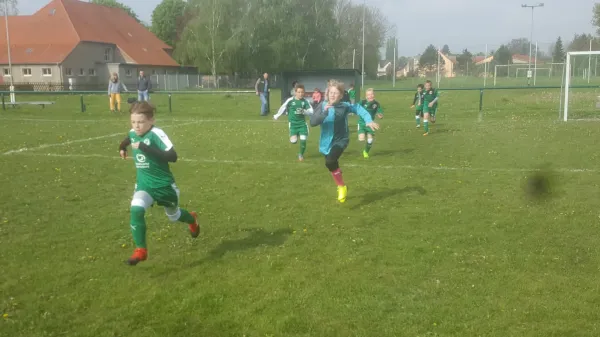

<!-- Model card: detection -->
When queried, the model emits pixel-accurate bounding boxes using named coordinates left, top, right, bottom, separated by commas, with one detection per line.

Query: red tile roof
left=0, top=0, right=178, bottom=66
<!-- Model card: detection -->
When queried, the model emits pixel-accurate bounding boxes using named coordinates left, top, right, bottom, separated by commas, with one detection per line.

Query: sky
left=19, top=0, right=598, bottom=56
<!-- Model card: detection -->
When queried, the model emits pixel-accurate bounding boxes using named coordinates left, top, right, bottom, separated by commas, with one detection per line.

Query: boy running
left=118, top=102, right=200, bottom=266
left=310, top=80, right=379, bottom=203
left=274, top=84, right=314, bottom=161
left=422, top=80, right=439, bottom=136
left=357, top=88, right=384, bottom=158
left=411, top=84, right=424, bottom=128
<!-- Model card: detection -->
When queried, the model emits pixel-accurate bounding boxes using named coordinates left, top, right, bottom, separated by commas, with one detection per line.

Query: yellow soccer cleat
left=337, top=185, right=347, bottom=203
left=423, top=132, right=429, bottom=136
left=363, top=150, right=369, bottom=159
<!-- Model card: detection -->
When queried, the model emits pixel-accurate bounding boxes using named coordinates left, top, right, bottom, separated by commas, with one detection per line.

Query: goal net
left=562, top=51, right=600, bottom=121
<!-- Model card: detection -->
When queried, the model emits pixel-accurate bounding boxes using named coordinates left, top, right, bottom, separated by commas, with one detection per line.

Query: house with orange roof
left=0, top=0, right=183, bottom=88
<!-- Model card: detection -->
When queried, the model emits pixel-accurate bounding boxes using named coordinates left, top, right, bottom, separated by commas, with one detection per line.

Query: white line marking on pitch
left=2, top=121, right=199, bottom=155
left=8, top=152, right=597, bottom=174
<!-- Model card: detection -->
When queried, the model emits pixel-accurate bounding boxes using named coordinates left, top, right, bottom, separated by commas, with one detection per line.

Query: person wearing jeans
left=255, top=73, right=270, bottom=116
left=137, top=70, right=152, bottom=101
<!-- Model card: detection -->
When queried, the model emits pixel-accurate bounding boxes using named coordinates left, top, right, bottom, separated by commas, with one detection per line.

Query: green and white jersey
left=423, top=88, right=439, bottom=105
left=129, top=126, right=175, bottom=189
left=357, top=99, right=383, bottom=125
left=274, top=97, right=313, bottom=125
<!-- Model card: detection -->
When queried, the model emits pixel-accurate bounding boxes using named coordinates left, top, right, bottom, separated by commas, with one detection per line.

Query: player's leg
left=415, top=110, right=422, bottom=127
left=109, top=94, right=115, bottom=112
left=423, top=106, right=431, bottom=135
left=116, top=93, right=122, bottom=112
left=358, top=124, right=366, bottom=141
left=325, top=145, right=347, bottom=202
left=431, top=105, right=437, bottom=123
left=157, top=184, right=200, bottom=238
left=298, top=124, right=308, bottom=161
left=127, top=187, right=154, bottom=265
left=365, top=130, right=374, bottom=156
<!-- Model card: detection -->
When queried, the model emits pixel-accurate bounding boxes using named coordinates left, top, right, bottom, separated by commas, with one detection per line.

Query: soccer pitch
left=1, top=89, right=600, bottom=336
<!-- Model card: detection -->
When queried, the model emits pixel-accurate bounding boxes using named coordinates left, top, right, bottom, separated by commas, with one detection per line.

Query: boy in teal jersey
left=274, top=84, right=314, bottom=161
left=310, top=80, right=380, bottom=203
left=118, top=102, right=200, bottom=266
left=411, top=84, right=424, bottom=128
left=357, top=88, right=384, bottom=158
left=422, top=80, right=439, bottom=136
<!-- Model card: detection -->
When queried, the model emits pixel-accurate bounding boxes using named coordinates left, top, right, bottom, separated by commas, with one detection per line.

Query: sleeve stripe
left=150, top=127, right=174, bottom=150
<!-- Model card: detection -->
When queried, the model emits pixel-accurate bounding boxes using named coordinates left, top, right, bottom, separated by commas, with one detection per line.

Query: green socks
left=365, top=139, right=373, bottom=153
left=177, top=209, right=195, bottom=224
left=424, top=120, right=429, bottom=133
left=299, top=140, right=307, bottom=156
left=130, top=206, right=147, bottom=248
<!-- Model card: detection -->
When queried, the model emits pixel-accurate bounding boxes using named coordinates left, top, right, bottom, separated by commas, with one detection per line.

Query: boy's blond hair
left=129, top=101, right=155, bottom=119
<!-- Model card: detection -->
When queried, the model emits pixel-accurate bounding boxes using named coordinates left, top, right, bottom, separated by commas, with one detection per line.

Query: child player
left=118, top=102, right=200, bottom=266
left=310, top=80, right=380, bottom=203
left=357, top=88, right=384, bottom=159
left=348, top=84, right=356, bottom=104
left=422, top=80, right=439, bottom=136
left=411, top=84, right=424, bottom=128
left=273, top=84, right=314, bottom=161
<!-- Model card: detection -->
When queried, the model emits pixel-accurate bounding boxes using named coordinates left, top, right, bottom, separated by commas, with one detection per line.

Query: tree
left=0, top=0, right=18, bottom=15
left=385, top=37, right=396, bottom=61
left=91, top=0, right=140, bottom=22
left=508, top=38, right=530, bottom=55
left=493, top=44, right=512, bottom=76
left=151, top=0, right=186, bottom=47
left=441, top=44, right=450, bottom=55
left=419, top=45, right=440, bottom=73
left=593, top=3, right=600, bottom=35
left=456, top=48, right=473, bottom=75
left=552, top=36, right=565, bottom=62
left=397, top=56, right=409, bottom=70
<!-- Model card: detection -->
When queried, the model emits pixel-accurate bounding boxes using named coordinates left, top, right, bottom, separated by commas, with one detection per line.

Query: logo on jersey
left=135, top=153, right=150, bottom=169
left=143, top=138, right=151, bottom=145
left=428, top=90, right=433, bottom=94
left=372, top=104, right=377, bottom=109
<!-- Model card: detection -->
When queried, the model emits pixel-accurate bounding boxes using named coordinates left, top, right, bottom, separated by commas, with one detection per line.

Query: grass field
left=1, top=88, right=600, bottom=336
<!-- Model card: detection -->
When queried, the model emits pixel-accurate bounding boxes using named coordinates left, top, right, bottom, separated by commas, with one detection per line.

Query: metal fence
left=151, top=74, right=279, bottom=91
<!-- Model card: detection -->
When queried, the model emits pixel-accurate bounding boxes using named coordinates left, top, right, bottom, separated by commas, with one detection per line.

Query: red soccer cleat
left=126, top=248, right=147, bottom=266
left=189, top=212, right=200, bottom=238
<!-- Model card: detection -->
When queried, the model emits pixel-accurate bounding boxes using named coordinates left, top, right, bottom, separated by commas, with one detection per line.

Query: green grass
left=1, top=89, right=600, bottom=336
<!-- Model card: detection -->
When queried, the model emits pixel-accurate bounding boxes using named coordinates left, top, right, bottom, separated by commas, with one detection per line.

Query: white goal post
left=562, top=50, right=600, bottom=121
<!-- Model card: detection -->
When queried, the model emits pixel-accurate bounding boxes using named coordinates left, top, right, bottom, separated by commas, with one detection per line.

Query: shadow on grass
left=351, top=186, right=426, bottom=209
left=205, top=228, right=293, bottom=260
left=370, top=148, right=415, bottom=157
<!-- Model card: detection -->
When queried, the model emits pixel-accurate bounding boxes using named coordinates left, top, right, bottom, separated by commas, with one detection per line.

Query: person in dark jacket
left=137, top=70, right=152, bottom=102
left=255, top=73, right=270, bottom=116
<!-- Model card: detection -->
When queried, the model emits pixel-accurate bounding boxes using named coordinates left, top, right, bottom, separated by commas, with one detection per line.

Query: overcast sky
left=20, top=0, right=597, bottom=56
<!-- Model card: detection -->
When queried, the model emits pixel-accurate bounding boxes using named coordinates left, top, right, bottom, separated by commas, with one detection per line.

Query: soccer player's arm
left=431, top=90, right=440, bottom=104
left=411, top=93, right=417, bottom=107
left=138, top=132, right=178, bottom=163
left=119, top=135, right=131, bottom=159
left=309, top=102, right=327, bottom=127
left=350, top=103, right=374, bottom=124
left=274, top=97, right=293, bottom=120
left=303, top=99, right=314, bottom=115
left=376, top=102, right=383, bottom=118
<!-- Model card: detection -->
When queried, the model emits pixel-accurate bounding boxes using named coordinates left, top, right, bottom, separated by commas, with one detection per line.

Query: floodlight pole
left=3, top=0, right=14, bottom=103
left=522, top=3, right=544, bottom=86
left=361, top=0, right=365, bottom=89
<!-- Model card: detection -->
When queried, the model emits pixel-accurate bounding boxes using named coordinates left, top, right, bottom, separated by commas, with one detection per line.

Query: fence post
left=479, top=89, right=484, bottom=112
left=80, top=94, right=85, bottom=113
left=168, top=93, right=172, bottom=113
left=1, top=93, right=4, bottom=110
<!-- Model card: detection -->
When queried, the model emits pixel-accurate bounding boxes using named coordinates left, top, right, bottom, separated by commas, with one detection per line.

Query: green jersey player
left=348, top=84, right=356, bottom=104
left=273, top=84, right=314, bottom=161
left=357, top=88, right=384, bottom=158
left=118, top=102, right=200, bottom=266
left=411, top=84, right=424, bottom=128
left=422, top=80, right=439, bottom=136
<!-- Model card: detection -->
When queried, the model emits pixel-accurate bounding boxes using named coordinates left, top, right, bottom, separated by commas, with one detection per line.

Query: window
left=3, top=68, right=11, bottom=76
left=79, top=68, right=85, bottom=76
left=125, top=69, right=132, bottom=77
left=65, top=68, right=72, bottom=76
left=22, top=68, right=32, bottom=76
left=88, top=68, right=96, bottom=76
left=42, top=68, right=52, bottom=76
left=104, top=48, right=111, bottom=62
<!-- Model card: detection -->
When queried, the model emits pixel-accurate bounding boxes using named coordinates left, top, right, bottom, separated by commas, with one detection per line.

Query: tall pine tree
left=552, top=36, right=565, bottom=62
